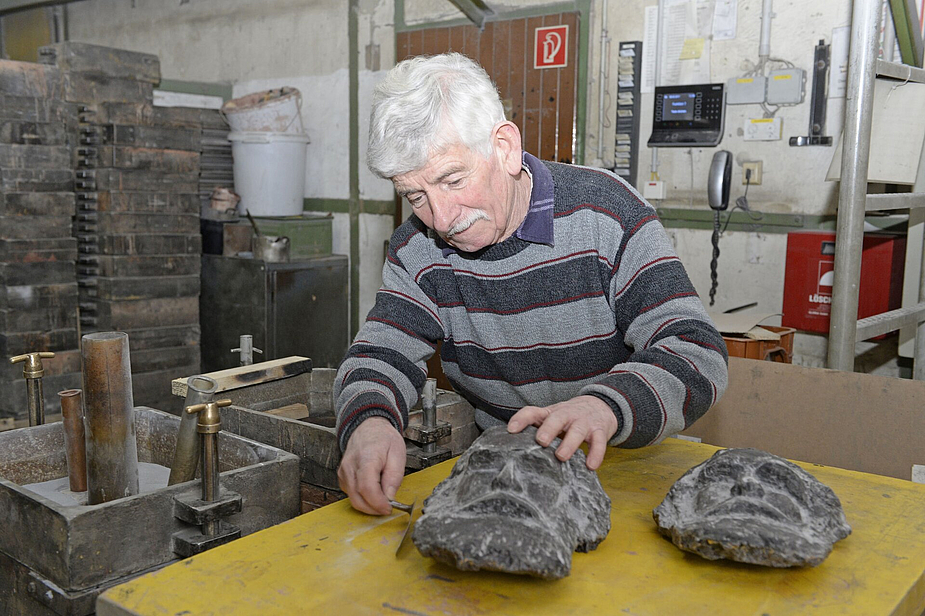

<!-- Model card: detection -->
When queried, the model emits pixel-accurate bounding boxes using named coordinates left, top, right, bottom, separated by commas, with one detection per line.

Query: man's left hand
left=507, top=395, right=619, bottom=470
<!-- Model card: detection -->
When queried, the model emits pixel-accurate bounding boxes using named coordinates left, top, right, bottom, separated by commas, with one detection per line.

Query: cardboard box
left=683, top=357, right=925, bottom=480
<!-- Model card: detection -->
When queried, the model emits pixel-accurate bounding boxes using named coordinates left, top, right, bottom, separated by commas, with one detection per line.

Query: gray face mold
left=411, top=425, right=611, bottom=579
left=653, top=448, right=851, bottom=567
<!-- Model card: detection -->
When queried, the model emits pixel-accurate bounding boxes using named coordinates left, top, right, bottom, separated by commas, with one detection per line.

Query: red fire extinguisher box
left=782, top=231, right=905, bottom=333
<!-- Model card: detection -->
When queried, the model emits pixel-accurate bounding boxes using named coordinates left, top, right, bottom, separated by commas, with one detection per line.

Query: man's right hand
left=337, top=416, right=407, bottom=515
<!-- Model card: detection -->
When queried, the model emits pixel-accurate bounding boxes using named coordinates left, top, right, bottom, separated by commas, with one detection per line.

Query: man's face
left=392, top=142, right=519, bottom=253
left=411, top=426, right=611, bottom=579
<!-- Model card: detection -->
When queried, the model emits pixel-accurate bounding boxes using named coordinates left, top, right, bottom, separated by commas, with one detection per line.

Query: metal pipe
left=882, top=0, right=895, bottom=63
left=201, top=430, right=220, bottom=536
left=26, top=379, right=44, bottom=426
left=9, top=351, right=55, bottom=426
left=826, top=0, right=882, bottom=371
left=596, top=0, right=609, bottom=162
left=759, top=0, right=774, bottom=60
left=186, top=399, right=231, bottom=537
left=650, top=0, right=665, bottom=182
left=59, top=389, right=87, bottom=493
left=913, top=141, right=925, bottom=380
left=168, top=375, right=218, bottom=486
left=230, top=334, right=261, bottom=366
left=422, top=378, right=437, bottom=455
left=81, top=332, right=139, bottom=505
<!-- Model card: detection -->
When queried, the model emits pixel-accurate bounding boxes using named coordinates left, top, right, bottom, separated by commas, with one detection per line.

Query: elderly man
left=336, top=52, right=728, bottom=515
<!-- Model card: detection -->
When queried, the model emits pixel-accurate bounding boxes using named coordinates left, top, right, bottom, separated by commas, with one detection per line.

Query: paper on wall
left=829, top=26, right=849, bottom=98
left=712, top=0, right=737, bottom=41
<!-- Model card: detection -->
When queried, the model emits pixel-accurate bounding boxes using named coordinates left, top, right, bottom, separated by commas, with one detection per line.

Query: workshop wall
left=586, top=0, right=895, bottom=372
left=588, top=0, right=849, bottom=216
left=58, top=0, right=902, bottom=374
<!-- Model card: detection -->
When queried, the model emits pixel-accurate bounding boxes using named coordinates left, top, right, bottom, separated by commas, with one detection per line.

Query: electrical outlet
left=642, top=180, right=666, bottom=200
left=743, top=161, right=762, bottom=185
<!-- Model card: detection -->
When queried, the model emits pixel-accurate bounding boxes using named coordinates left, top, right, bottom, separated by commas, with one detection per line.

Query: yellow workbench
left=97, top=439, right=925, bottom=615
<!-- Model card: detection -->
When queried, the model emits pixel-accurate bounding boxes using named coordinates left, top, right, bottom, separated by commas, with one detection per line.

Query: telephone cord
left=709, top=209, right=720, bottom=307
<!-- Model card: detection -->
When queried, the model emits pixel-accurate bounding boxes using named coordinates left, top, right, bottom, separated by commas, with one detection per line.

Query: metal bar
left=349, top=0, right=361, bottom=339
left=168, top=376, right=218, bottom=486
left=574, top=0, right=592, bottom=166
left=59, top=389, right=87, bottom=493
left=875, top=59, right=925, bottom=82
left=422, top=379, right=437, bottom=455
left=913, top=139, right=925, bottom=379
left=865, top=193, right=925, bottom=211
left=201, top=434, right=220, bottom=536
left=25, top=379, right=44, bottom=427
left=447, top=0, right=494, bottom=28
left=856, top=302, right=925, bottom=340
left=826, top=0, right=882, bottom=372
left=915, top=249, right=925, bottom=379
left=81, top=332, right=140, bottom=505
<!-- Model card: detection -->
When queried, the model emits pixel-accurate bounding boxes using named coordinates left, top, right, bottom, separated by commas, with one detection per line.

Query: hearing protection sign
left=534, top=25, right=569, bottom=69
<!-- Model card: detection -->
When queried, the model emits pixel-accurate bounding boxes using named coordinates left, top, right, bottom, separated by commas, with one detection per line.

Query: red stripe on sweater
left=380, top=289, right=441, bottom=323
left=414, top=261, right=453, bottom=283
left=593, top=382, right=639, bottom=440
left=456, top=290, right=605, bottom=315
left=678, top=334, right=723, bottom=355
left=639, top=291, right=698, bottom=314
left=609, top=369, right=668, bottom=442
left=613, top=255, right=680, bottom=294
left=449, top=250, right=600, bottom=280
left=337, top=402, right=402, bottom=440
left=450, top=328, right=617, bottom=352
left=645, top=317, right=682, bottom=348
left=460, top=366, right=611, bottom=386
left=628, top=214, right=658, bottom=236
left=556, top=203, right=625, bottom=225
left=366, top=317, right=438, bottom=349
left=579, top=167, right=650, bottom=209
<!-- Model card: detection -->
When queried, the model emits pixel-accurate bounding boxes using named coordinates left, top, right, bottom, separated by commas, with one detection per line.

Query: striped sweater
left=335, top=157, right=728, bottom=452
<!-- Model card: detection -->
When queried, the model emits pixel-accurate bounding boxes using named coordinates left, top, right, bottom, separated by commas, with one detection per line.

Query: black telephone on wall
left=707, top=150, right=732, bottom=306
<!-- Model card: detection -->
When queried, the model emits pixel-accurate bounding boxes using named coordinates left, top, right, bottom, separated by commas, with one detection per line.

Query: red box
left=782, top=231, right=905, bottom=334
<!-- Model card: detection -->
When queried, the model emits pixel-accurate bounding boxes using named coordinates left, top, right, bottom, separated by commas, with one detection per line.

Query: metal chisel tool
left=390, top=499, right=416, bottom=556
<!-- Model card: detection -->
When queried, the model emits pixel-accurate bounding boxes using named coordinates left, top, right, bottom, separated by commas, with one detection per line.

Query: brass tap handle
left=185, top=399, right=232, bottom=435
left=10, top=352, right=56, bottom=379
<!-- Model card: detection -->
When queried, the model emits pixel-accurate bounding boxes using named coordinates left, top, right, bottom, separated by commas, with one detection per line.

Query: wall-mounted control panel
left=648, top=83, right=725, bottom=147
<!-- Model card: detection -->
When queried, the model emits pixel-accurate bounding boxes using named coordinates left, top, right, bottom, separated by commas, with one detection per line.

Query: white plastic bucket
left=228, top=131, right=310, bottom=217
left=221, top=87, right=304, bottom=133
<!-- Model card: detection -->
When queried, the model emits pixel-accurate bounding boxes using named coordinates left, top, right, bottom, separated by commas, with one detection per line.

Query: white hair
left=367, top=53, right=506, bottom=179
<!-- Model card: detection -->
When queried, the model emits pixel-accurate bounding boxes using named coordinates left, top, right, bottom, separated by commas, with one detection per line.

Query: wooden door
left=397, top=12, right=579, bottom=164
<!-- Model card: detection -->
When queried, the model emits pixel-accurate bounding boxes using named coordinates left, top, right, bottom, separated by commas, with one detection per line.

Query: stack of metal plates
left=37, top=42, right=203, bottom=412
left=0, top=60, right=83, bottom=420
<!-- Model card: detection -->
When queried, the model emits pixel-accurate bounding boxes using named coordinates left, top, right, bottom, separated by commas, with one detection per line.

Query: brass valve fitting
left=185, top=399, right=232, bottom=435
left=10, top=352, right=55, bottom=379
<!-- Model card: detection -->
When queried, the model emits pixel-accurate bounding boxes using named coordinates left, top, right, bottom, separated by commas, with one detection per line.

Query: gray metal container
left=172, top=366, right=478, bottom=491
left=0, top=406, right=300, bottom=616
